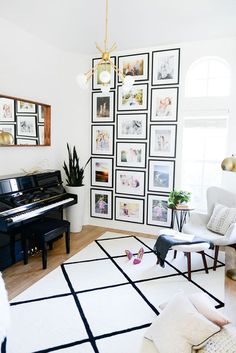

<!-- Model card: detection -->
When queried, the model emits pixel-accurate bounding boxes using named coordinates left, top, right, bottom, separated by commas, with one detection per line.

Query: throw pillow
left=145, top=293, right=220, bottom=353
left=207, top=203, right=236, bottom=235
left=189, top=292, right=230, bottom=327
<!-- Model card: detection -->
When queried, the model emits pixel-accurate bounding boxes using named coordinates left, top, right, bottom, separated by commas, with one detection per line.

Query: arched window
left=181, top=57, right=230, bottom=211
left=185, top=57, right=230, bottom=97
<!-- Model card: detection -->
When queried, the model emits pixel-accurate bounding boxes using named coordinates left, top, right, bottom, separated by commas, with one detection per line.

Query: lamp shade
left=221, top=156, right=236, bottom=172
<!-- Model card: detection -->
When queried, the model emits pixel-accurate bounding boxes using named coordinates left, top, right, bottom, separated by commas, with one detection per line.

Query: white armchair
left=182, top=186, right=236, bottom=270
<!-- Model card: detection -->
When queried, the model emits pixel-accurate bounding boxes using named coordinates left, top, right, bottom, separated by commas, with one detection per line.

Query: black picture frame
left=150, top=87, right=179, bottom=122
left=146, top=193, right=172, bottom=228
left=115, top=169, right=146, bottom=196
left=116, top=113, right=147, bottom=140
left=91, top=124, right=114, bottom=156
left=117, top=83, right=149, bottom=111
left=92, top=91, right=115, bottom=123
left=118, top=52, right=149, bottom=83
left=149, top=124, right=177, bottom=158
left=16, top=100, right=37, bottom=114
left=90, top=188, right=113, bottom=219
left=148, top=159, right=175, bottom=193
left=16, top=115, right=37, bottom=137
left=116, top=141, right=147, bottom=168
left=91, top=157, right=114, bottom=188
left=115, top=196, right=144, bottom=224
left=92, top=56, right=116, bottom=90
left=152, top=48, right=180, bottom=86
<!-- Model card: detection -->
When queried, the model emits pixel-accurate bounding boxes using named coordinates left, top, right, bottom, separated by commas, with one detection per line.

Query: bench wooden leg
left=213, top=245, right=219, bottom=271
left=1, top=337, right=6, bottom=353
left=187, top=252, right=191, bottom=280
left=200, top=251, right=209, bottom=274
left=65, top=228, right=70, bottom=254
left=173, top=250, right=177, bottom=259
left=22, top=235, right=28, bottom=265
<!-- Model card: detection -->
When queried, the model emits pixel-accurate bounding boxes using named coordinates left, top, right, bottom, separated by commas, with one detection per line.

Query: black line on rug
left=97, top=235, right=134, bottom=241
left=32, top=337, right=90, bottom=353
left=10, top=291, right=73, bottom=306
left=95, top=240, right=160, bottom=316
left=60, top=264, right=99, bottom=353
left=134, top=236, right=225, bottom=308
left=95, top=323, right=151, bottom=341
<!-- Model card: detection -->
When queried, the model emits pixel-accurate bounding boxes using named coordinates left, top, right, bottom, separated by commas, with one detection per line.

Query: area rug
left=7, top=231, right=225, bottom=353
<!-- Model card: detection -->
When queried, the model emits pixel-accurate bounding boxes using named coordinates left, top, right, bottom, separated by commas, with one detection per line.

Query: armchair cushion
left=207, top=203, right=236, bottom=235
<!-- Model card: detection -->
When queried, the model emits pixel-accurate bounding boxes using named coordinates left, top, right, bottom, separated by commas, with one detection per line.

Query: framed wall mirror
left=0, top=94, right=51, bottom=146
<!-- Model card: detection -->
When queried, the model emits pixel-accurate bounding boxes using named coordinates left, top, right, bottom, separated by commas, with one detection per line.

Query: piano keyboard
left=7, top=197, right=74, bottom=223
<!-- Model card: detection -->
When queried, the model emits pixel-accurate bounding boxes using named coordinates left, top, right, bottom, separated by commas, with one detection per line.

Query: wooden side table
left=170, top=206, right=194, bottom=232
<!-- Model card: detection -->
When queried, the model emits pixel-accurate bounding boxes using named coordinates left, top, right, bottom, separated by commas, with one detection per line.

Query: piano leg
left=9, top=233, right=16, bottom=265
left=66, top=226, right=70, bottom=254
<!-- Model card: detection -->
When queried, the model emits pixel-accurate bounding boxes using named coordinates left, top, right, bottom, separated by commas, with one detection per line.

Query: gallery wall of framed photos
left=90, top=49, right=180, bottom=229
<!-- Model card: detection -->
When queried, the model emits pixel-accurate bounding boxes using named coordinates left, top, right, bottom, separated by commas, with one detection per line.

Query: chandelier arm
left=86, top=58, right=104, bottom=80
left=95, top=42, right=103, bottom=54
left=108, top=42, right=117, bottom=54
left=108, top=58, right=125, bottom=81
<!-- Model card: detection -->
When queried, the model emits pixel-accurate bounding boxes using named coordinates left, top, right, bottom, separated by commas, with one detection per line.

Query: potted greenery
left=63, top=143, right=90, bottom=232
left=168, top=190, right=191, bottom=209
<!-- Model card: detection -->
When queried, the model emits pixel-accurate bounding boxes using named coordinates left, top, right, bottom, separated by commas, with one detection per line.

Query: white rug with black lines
left=7, top=231, right=225, bottom=353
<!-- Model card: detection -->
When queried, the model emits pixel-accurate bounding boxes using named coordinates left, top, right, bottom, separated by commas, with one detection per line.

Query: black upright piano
left=0, top=170, right=77, bottom=269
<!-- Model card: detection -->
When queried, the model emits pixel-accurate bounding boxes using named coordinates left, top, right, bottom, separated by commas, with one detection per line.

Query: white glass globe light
left=101, top=84, right=110, bottom=94
left=99, top=70, right=111, bottom=84
left=76, top=73, right=88, bottom=89
left=123, top=75, right=135, bottom=87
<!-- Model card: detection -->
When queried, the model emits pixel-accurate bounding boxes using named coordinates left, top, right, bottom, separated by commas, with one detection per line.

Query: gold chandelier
left=76, top=0, right=135, bottom=93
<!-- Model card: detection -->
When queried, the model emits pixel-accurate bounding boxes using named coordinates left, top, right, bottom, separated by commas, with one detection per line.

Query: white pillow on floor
left=145, top=293, right=220, bottom=353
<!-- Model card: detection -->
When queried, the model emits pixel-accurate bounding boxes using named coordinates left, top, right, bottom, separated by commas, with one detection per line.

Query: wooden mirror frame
left=0, top=94, right=51, bottom=146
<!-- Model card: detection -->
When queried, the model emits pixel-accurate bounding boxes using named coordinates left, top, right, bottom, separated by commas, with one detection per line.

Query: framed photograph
left=16, top=116, right=37, bottom=137
left=92, top=91, right=115, bottom=123
left=116, top=113, right=147, bottom=140
left=115, top=196, right=144, bottom=224
left=16, top=138, right=37, bottom=145
left=152, top=48, right=180, bottom=86
left=117, top=83, right=148, bottom=111
left=148, top=159, right=175, bottom=193
left=115, top=169, right=145, bottom=196
left=0, top=124, right=15, bottom=142
left=90, top=188, right=113, bottom=219
left=149, top=124, right=177, bottom=158
left=147, top=194, right=172, bottom=227
left=16, top=100, right=36, bottom=114
left=151, top=87, right=179, bottom=122
left=116, top=142, right=147, bottom=168
left=91, top=157, right=113, bottom=188
left=0, top=98, right=15, bottom=121
left=38, top=125, right=45, bottom=145
left=38, top=105, right=45, bottom=123
left=118, top=52, right=149, bottom=82
left=92, top=56, right=116, bottom=90
left=91, top=125, right=114, bottom=156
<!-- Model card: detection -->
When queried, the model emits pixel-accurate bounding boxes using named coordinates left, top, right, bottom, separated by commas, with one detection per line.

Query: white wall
left=0, top=18, right=90, bottom=178
left=88, top=37, right=236, bottom=235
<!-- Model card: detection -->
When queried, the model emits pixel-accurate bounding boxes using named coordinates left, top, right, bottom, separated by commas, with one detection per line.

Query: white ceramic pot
left=65, top=185, right=85, bottom=232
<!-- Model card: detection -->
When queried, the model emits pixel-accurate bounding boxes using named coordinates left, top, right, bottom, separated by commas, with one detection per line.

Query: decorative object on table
left=168, top=189, right=191, bottom=209
left=221, top=155, right=236, bottom=280
left=152, top=48, right=180, bottom=86
left=0, top=129, right=14, bottom=145
left=76, top=0, right=135, bottom=94
left=149, top=124, right=177, bottom=158
left=63, top=143, right=90, bottom=232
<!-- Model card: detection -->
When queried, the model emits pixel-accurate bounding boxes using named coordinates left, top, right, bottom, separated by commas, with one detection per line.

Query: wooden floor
left=2, top=225, right=236, bottom=324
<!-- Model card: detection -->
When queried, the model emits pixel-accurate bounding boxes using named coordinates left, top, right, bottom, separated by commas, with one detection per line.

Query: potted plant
left=168, top=190, right=191, bottom=209
left=63, top=143, right=90, bottom=232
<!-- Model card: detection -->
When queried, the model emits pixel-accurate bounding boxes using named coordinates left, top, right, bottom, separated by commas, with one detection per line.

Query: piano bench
left=21, top=218, right=70, bottom=269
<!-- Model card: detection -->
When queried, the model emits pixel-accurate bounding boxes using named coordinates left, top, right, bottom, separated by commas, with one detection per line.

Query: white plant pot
left=65, top=185, right=85, bottom=232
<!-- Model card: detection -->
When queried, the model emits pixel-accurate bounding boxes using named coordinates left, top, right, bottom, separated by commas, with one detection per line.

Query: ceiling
left=0, top=0, right=236, bottom=54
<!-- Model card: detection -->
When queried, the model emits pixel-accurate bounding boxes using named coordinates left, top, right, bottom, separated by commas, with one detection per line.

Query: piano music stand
left=21, top=218, right=70, bottom=269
